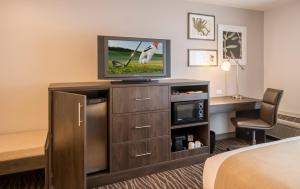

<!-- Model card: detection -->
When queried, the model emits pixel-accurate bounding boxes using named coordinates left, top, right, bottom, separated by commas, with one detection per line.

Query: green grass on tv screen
left=108, top=48, right=164, bottom=75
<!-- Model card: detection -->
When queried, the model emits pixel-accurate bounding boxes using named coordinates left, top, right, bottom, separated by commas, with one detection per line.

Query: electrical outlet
left=216, top=89, right=223, bottom=96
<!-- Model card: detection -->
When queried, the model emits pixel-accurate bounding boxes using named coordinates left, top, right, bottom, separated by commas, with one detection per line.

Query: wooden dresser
left=47, top=79, right=210, bottom=189
left=111, top=85, right=170, bottom=172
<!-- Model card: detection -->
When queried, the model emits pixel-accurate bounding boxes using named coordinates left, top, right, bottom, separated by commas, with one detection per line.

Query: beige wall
left=264, top=1, right=300, bottom=115
left=0, top=0, right=264, bottom=134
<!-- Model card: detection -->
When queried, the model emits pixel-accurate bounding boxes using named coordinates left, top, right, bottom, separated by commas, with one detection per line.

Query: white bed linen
left=203, top=136, right=300, bottom=189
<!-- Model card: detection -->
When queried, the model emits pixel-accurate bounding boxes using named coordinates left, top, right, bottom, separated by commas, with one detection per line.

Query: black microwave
left=172, top=100, right=205, bottom=125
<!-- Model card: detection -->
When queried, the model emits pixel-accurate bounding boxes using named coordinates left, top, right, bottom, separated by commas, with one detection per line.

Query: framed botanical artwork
left=188, top=13, right=215, bottom=40
left=188, top=49, right=218, bottom=66
left=218, top=25, right=247, bottom=65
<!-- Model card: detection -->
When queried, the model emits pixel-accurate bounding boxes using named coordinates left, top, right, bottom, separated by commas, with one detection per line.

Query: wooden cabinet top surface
left=48, top=79, right=209, bottom=91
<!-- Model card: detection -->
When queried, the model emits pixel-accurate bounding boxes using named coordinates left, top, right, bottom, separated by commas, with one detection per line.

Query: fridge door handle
left=78, top=103, right=83, bottom=127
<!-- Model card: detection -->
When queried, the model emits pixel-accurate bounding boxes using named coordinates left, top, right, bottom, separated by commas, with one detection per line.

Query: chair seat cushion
left=231, top=117, right=273, bottom=130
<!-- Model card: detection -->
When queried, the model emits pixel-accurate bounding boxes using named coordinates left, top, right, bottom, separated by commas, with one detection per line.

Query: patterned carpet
left=97, top=138, right=248, bottom=189
left=0, top=138, right=248, bottom=189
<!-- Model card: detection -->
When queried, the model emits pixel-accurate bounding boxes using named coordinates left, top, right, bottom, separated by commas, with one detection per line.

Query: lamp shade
left=221, top=61, right=231, bottom=71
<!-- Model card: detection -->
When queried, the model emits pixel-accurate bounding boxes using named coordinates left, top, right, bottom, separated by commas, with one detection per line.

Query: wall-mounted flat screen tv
left=98, top=36, right=171, bottom=80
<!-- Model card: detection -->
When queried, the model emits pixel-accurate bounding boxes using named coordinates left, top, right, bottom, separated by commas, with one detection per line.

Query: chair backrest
left=260, top=88, right=284, bottom=126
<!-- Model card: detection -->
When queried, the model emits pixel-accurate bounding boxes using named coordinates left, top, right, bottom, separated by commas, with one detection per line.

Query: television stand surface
left=112, top=78, right=158, bottom=84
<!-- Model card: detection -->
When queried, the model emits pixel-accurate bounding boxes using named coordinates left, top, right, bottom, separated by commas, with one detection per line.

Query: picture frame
left=218, top=24, right=247, bottom=65
left=188, top=13, right=215, bottom=40
left=188, top=49, right=218, bottom=66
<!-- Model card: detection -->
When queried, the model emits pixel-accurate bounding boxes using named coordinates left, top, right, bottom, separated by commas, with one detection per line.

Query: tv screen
left=98, top=36, right=170, bottom=80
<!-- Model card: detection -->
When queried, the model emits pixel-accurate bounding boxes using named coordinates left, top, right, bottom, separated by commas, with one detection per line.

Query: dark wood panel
left=49, top=81, right=111, bottom=91
left=47, top=91, right=52, bottom=189
left=48, top=79, right=209, bottom=91
left=171, top=146, right=209, bottom=160
left=171, top=92, right=208, bottom=102
left=171, top=122, right=208, bottom=130
left=49, top=80, right=211, bottom=188
left=112, top=86, right=169, bottom=114
left=111, top=136, right=170, bottom=172
left=112, top=111, right=169, bottom=143
left=0, top=155, right=45, bottom=176
left=52, top=92, right=86, bottom=189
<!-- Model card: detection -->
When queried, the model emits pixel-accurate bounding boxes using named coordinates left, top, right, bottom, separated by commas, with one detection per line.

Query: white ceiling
left=186, top=0, right=295, bottom=11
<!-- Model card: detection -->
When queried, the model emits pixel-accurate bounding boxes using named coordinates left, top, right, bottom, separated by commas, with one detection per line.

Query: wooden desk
left=210, top=96, right=261, bottom=114
left=0, top=130, right=47, bottom=175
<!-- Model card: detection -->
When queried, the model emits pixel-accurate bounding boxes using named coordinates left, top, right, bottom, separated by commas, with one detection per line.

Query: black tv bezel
left=98, top=36, right=171, bottom=80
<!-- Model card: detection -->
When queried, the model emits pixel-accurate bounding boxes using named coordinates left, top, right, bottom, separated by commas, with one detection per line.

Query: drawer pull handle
left=135, top=152, right=151, bottom=157
left=135, top=125, right=151, bottom=129
left=135, top=97, right=151, bottom=101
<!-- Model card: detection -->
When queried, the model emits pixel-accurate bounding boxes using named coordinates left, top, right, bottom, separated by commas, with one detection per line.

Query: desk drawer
left=112, top=111, right=169, bottom=143
left=111, top=136, right=170, bottom=172
left=112, top=86, right=169, bottom=114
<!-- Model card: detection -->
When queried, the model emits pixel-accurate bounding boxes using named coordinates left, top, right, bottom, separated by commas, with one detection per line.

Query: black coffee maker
left=172, top=135, right=187, bottom=151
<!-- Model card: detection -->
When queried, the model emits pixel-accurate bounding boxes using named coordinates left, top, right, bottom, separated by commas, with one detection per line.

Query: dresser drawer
left=112, top=111, right=169, bottom=143
left=111, top=137, right=170, bottom=172
left=112, top=86, right=169, bottom=114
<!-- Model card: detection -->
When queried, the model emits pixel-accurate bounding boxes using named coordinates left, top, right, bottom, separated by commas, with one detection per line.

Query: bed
left=203, top=136, right=300, bottom=189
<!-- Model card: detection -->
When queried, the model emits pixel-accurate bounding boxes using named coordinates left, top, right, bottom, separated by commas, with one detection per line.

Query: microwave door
left=176, top=103, right=196, bottom=123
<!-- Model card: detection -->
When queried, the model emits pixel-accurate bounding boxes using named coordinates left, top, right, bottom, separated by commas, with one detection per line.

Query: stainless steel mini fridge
left=86, top=98, right=107, bottom=174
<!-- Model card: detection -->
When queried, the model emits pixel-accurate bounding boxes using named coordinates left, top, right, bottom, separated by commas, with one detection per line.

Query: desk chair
left=231, top=88, right=283, bottom=145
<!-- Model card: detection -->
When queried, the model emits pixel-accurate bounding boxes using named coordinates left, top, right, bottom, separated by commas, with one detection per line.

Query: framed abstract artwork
left=188, top=49, right=218, bottom=66
left=218, top=24, right=247, bottom=65
left=188, top=13, right=215, bottom=40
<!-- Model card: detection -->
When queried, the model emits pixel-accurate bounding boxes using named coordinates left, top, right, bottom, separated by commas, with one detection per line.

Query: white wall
left=264, top=0, right=300, bottom=115
left=0, top=0, right=264, bottom=134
